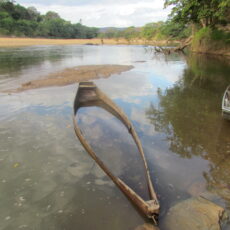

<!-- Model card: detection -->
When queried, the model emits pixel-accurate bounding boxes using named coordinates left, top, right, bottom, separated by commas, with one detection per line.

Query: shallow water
left=0, top=45, right=230, bottom=230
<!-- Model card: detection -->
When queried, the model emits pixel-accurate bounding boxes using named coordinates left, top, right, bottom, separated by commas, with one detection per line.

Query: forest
left=0, top=0, right=229, bottom=45
left=0, top=0, right=98, bottom=38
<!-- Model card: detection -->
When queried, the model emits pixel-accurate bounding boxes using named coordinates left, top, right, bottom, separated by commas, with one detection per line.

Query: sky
left=16, top=0, right=171, bottom=27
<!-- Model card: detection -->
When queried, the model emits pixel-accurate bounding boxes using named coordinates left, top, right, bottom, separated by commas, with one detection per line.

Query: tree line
left=99, top=21, right=191, bottom=42
left=0, top=0, right=98, bottom=38
left=0, top=0, right=229, bottom=42
left=99, top=0, right=230, bottom=43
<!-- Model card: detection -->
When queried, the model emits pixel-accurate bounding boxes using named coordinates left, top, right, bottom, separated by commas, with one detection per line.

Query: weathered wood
left=73, top=82, right=160, bottom=223
left=155, top=36, right=193, bottom=55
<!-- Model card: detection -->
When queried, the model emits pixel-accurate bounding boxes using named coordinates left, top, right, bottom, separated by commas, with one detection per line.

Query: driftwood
left=155, top=36, right=193, bottom=55
left=73, top=82, right=160, bottom=223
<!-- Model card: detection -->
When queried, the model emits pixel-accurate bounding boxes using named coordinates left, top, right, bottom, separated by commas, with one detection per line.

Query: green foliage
left=211, top=29, right=230, bottom=43
left=44, top=11, right=60, bottom=20
left=0, top=0, right=99, bottom=38
left=123, top=26, right=140, bottom=42
left=141, top=22, right=162, bottom=40
left=98, top=20, right=192, bottom=42
left=164, top=0, right=230, bottom=28
left=193, top=27, right=230, bottom=50
left=160, top=20, right=191, bottom=39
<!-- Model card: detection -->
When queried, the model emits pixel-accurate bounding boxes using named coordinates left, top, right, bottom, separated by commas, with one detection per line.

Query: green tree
left=160, top=20, right=191, bottom=39
left=123, top=26, right=139, bottom=42
left=44, top=11, right=60, bottom=20
left=141, top=22, right=163, bottom=40
left=164, top=0, right=230, bottom=28
left=0, top=0, right=99, bottom=38
left=27, top=6, right=41, bottom=22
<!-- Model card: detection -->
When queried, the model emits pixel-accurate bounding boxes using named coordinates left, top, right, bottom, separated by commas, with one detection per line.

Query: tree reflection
left=146, top=54, right=230, bottom=200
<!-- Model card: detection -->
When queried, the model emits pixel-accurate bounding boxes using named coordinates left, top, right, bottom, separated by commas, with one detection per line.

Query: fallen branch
left=155, top=36, right=193, bottom=55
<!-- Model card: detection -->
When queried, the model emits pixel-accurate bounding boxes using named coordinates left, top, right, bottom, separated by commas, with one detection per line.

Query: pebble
left=19, top=196, right=25, bottom=202
left=19, top=225, right=28, bottom=229
left=58, top=210, right=63, bottom=214
left=13, top=163, right=20, bottom=168
left=81, top=209, right=85, bottom=214
left=135, top=223, right=159, bottom=230
left=5, top=216, right=11, bottom=221
left=18, top=202, right=22, bottom=207
left=168, top=184, right=174, bottom=190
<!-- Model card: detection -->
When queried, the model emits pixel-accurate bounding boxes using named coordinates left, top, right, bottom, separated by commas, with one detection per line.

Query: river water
left=0, top=45, right=229, bottom=230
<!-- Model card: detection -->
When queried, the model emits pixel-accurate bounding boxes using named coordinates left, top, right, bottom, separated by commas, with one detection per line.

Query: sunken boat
left=73, top=82, right=160, bottom=223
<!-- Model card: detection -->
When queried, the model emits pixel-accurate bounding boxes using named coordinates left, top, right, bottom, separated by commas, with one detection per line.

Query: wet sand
left=4, top=65, right=133, bottom=93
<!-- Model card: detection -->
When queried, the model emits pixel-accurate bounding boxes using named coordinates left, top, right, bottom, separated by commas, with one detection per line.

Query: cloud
left=17, top=0, right=171, bottom=27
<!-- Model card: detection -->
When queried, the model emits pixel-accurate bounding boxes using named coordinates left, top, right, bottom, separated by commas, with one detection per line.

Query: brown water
left=0, top=45, right=229, bottom=229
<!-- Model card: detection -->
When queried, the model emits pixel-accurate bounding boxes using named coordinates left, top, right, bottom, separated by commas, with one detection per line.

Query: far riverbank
left=0, top=37, right=229, bottom=57
left=0, top=37, right=177, bottom=47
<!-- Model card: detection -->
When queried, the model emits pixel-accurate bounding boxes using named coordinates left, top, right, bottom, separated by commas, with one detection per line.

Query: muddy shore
left=4, top=65, right=133, bottom=93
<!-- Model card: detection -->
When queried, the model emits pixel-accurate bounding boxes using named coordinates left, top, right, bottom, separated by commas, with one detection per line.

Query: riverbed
left=0, top=45, right=229, bottom=230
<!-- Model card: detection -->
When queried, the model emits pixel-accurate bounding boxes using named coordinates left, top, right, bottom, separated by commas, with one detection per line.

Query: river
left=0, top=45, right=229, bottom=229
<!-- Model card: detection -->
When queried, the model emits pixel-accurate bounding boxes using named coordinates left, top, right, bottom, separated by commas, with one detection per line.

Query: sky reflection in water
left=0, top=45, right=229, bottom=230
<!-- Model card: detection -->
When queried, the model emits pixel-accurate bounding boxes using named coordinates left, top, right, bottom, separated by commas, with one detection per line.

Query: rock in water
left=135, top=223, right=160, bottom=230
left=162, top=196, right=227, bottom=230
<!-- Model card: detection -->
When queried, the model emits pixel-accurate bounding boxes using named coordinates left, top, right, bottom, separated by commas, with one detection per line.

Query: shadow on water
left=146, top=54, right=230, bottom=227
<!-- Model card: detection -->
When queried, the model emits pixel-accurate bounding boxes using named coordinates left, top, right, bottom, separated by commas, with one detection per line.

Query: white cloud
left=18, top=0, right=171, bottom=27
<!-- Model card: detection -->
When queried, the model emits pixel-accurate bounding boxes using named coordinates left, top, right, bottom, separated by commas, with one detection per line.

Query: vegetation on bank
left=98, top=21, right=191, bottom=42
left=0, top=0, right=190, bottom=41
left=191, top=27, right=230, bottom=54
left=0, top=0, right=229, bottom=55
left=0, top=0, right=98, bottom=38
left=100, top=0, right=230, bottom=45
left=164, top=0, right=230, bottom=54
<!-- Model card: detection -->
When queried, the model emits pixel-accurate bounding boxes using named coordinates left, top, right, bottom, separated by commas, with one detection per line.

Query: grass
left=192, top=27, right=230, bottom=56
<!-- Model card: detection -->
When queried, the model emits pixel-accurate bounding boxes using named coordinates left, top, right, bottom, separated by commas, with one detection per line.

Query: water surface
left=0, top=45, right=229, bottom=229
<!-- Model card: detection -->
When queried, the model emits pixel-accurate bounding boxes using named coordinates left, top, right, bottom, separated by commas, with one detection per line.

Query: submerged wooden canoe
left=222, top=85, right=230, bottom=120
left=73, top=82, right=160, bottom=223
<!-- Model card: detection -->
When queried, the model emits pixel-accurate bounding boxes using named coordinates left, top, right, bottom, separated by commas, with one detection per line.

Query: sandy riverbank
left=4, top=64, right=133, bottom=93
left=0, top=37, right=174, bottom=47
